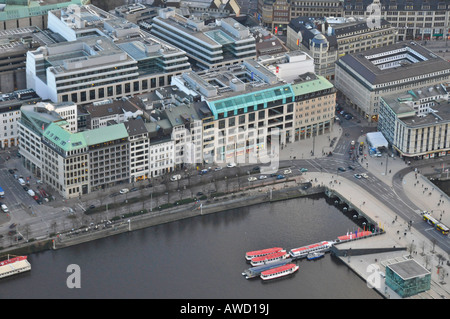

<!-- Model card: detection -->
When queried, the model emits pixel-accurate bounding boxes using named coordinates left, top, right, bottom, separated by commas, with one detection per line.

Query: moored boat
left=245, top=247, right=284, bottom=260
left=0, top=255, right=31, bottom=279
left=289, top=241, right=332, bottom=259
left=251, top=250, right=289, bottom=266
left=260, top=263, right=299, bottom=280
left=307, top=252, right=324, bottom=260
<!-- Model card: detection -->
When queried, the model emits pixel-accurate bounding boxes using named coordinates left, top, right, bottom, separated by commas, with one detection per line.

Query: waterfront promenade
left=277, top=128, right=450, bottom=299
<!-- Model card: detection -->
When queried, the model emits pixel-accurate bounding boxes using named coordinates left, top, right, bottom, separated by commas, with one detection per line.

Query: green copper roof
left=0, top=0, right=87, bottom=21
left=207, top=84, right=294, bottom=119
left=44, top=122, right=128, bottom=153
left=291, top=76, right=334, bottom=97
left=82, top=123, right=129, bottom=146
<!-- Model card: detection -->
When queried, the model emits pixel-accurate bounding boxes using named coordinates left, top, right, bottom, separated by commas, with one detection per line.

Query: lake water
left=0, top=195, right=381, bottom=300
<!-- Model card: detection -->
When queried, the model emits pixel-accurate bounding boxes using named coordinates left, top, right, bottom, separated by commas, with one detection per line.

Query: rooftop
left=337, top=41, right=450, bottom=85
left=387, top=259, right=430, bottom=280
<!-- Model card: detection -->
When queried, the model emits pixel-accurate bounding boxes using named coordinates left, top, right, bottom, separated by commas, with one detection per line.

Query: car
left=248, top=176, right=257, bottom=182
left=354, top=174, right=362, bottom=179
left=276, top=174, right=285, bottom=180
left=1, top=204, right=9, bottom=213
left=196, top=192, right=204, bottom=196
left=9, top=223, right=16, bottom=229
left=214, top=166, right=223, bottom=171
left=130, top=187, right=139, bottom=192
left=8, top=169, right=14, bottom=174
left=170, top=174, right=182, bottom=181
left=348, top=165, right=356, bottom=170
left=226, top=163, right=236, bottom=168
left=252, top=166, right=260, bottom=172
left=299, top=168, right=308, bottom=173
left=259, top=175, right=267, bottom=180
left=284, top=168, right=292, bottom=174
left=361, top=173, right=369, bottom=179
left=119, top=188, right=129, bottom=194
left=89, top=205, right=96, bottom=209
left=199, top=169, right=208, bottom=175
left=338, top=167, right=346, bottom=172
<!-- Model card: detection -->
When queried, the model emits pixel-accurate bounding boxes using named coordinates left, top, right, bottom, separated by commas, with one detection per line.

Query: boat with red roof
left=260, top=263, right=299, bottom=280
left=0, top=255, right=27, bottom=267
left=250, top=250, right=289, bottom=266
left=289, top=241, right=333, bottom=259
left=0, top=255, right=31, bottom=279
left=245, top=247, right=284, bottom=261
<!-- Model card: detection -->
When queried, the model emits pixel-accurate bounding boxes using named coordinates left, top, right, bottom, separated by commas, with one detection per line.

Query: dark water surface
left=0, top=196, right=381, bottom=299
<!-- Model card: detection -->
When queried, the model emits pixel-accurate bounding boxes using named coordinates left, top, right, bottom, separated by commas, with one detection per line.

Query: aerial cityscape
left=0, top=0, right=450, bottom=303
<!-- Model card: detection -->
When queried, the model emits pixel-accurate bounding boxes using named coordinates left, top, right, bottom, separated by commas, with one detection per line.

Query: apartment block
left=0, top=89, right=40, bottom=149
left=378, top=84, right=450, bottom=159
left=287, top=16, right=397, bottom=80
left=343, top=0, right=450, bottom=41
left=26, top=4, right=190, bottom=105
left=151, top=8, right=256, bottom=70
left=335, top=41, right=450, bottom=122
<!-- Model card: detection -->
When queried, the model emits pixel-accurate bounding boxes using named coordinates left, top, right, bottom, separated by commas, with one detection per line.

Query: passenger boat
left=289, top=241, right=332, bottom=259
left=337, top=230, right=372, bottom=242
left=0, top=255, right=31, bottom=279
left=245, top=247, right=284, bottom=261
left=0, top=255, right=27, bottom=267
left=260, top=263, right=299, bottom=280
left=250, top=250, right=289, bottom=266
left=242, top=259, right=292, bottom=279
left=307, top=252, right=324, bottom=260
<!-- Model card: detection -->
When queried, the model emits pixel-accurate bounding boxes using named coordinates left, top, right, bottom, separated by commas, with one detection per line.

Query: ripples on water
left=0, top=195, right=381, bottom=299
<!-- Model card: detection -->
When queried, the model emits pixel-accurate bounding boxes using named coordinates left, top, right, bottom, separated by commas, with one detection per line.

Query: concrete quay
left=306, top=171, right=450, bottom=299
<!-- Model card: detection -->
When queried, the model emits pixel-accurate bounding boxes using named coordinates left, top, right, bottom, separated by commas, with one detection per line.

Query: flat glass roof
left=208, top=85, right=293, bottom=119
left=204, top=30, right=234, bottom=45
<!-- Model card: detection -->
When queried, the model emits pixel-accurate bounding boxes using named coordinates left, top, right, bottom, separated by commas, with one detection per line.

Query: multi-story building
left=151, top=8, right=256, bottom=70
left=26, top=4, right=191, bottom=105
left=258, top=0, right=344, bottom=33
left=0, top=0, right=87, bottom=31
left=0, top=26, right=56, bottom=93
left=18, top=101, right=77, bottom=177
left=343, top=0, right=450, bottom=41
left=335, top=41, right=450, bottom=122
left=378, top=84, right=450, bottom=159
left=172, top=58, right=335, bottom=164
left=287, top=16, right=397, bottom=80
left=0, top=89, right=40, bottom=149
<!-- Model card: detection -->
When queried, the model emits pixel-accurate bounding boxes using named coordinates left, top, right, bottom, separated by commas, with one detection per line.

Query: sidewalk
left=307, top=171, right=450, bottom=299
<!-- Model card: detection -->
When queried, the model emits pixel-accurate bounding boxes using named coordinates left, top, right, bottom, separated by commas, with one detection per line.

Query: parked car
left=284, top=168, right=292, bottom=174
left=276, top=174, right=285, bottom=179
left=170, top=174, right=181, bottom=181
left=226, top=163, right=236, bottom=168
left=199, top=169, right=208, bottom=175
left=299, top=168, right=308, bottom=173
left=119, top=188, right=129, bottom=194
left=1, top=204, right=8, bottom=213
left=214, top=166, right=223, bottom=171
left=248, top=176, right=257, bottom=182
left=259, top=175, right=267, bottom=180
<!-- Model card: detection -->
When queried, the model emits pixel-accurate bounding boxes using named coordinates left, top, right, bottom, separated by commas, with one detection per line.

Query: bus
left=423, top=212, right=449, bottom=235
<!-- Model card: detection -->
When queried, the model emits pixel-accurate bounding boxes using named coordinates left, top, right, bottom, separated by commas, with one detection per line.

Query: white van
left=18, top=178, right=25, bottom=186
left=27, top=189, right=35, bottom=197
left=170, top=174, right=181, bottom=181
